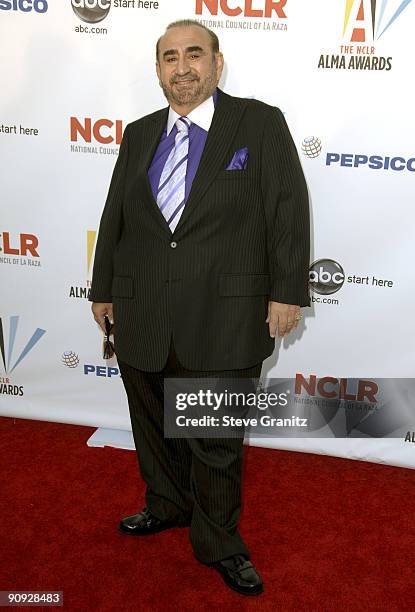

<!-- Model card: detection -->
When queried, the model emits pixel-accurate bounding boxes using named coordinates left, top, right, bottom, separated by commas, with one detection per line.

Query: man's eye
left=167, top=57, right=177, bottom=63
left=189, top=54, right=200, bottom=59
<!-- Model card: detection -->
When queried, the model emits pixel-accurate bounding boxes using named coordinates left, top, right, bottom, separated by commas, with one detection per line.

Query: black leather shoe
left=119, top=507, right=187, bottom=536
left=209, top=554, right=263, bottom=596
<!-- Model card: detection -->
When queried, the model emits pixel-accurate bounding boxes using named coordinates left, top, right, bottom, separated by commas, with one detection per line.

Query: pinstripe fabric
left=89, top=88, right=311, bottom=372
left=89, top=88, right=310, bottom=565
left=118, top=336, right=262, bottom=563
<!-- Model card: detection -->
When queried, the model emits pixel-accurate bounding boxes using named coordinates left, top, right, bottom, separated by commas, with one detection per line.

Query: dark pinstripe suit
left=89, top=88, right=310, bottom=562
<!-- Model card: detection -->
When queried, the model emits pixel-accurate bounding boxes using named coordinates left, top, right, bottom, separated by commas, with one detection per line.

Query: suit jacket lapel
left=135, top=106, right=173, bottom=236
left=135, top=89, right=246, bottom=237
left=174, top=88, right=245, bottom=235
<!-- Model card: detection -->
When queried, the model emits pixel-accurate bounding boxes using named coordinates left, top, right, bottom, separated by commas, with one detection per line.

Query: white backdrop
left=1, top=0, right=414, bottom=467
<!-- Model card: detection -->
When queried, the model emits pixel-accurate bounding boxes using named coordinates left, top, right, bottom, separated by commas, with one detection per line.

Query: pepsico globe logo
left=62, top=351, right=80, bottom=368
left=71, top=0, right=111, bottom=23
left=301, top=136, right=322, bottom=158
left=309, top=259, right=345, bottom=295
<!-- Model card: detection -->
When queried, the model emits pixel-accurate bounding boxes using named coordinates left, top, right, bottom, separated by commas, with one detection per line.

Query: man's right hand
left=91, top=302, right=113, bottom=333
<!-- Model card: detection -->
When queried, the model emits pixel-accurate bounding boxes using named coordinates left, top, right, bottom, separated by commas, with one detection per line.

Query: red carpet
left=1, top=416, right=415, bottom=611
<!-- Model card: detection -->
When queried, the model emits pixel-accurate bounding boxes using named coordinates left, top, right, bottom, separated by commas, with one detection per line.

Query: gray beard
left=161, top=72, right=217, bottom=108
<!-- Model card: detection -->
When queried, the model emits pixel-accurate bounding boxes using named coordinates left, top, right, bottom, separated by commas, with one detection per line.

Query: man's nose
left=175, top=55, right=190, bottom=75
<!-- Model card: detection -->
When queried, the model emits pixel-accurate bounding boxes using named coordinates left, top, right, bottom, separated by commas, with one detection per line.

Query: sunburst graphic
left=376, top=0, right=413, bottom=38
left=0, top=316, right=46, bottom=374
left=344, top=0, right=413, bottom=41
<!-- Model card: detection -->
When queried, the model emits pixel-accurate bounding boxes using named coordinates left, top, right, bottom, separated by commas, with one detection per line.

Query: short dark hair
left=156, top=19, right=220, bottom=61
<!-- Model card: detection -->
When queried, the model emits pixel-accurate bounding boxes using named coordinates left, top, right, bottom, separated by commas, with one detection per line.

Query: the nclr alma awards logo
left=69, top=230, right=96, bottom=299
left=318, top=0, right=413, bottom=71
left=0, top=315, right=46, bottom=396
left=71, top=0, right=111, bottom=23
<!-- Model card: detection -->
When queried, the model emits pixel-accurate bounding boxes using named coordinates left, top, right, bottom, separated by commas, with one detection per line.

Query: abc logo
left=0, top=0, right=48, bottom=12
left=309, top=259, right=345, bottom=295
left=71, top=0, right=111, bottom=23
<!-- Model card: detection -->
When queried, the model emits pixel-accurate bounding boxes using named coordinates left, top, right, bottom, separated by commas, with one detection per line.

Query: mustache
left=171, top=75, right=199, bottom=84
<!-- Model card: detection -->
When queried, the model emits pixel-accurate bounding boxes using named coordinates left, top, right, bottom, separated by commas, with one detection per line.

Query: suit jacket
left=88, top=88, right=310, bottom=371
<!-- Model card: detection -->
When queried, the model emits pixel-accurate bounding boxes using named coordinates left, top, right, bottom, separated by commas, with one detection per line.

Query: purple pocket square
left=225, top=146, right=249, bottom=170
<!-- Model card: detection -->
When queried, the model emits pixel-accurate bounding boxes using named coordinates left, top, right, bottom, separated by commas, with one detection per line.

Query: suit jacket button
left=170, top=241, right=177, bottom=248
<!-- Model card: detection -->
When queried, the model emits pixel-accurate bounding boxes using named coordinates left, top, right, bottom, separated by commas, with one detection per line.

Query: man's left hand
left=266, top=301, right=301, bottom=338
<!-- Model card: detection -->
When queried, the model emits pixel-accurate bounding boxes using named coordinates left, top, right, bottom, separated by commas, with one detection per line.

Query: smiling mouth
left=174, top=79, right=197, bottom=84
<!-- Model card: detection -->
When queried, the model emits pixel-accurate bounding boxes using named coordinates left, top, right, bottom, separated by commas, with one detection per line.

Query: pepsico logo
left=301, top=137, right=322, bottom=158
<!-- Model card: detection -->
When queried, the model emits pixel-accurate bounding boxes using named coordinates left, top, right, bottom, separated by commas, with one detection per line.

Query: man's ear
left=215, top=52, right=224, bottom=79
left=156, top=61, right=161, bottom=82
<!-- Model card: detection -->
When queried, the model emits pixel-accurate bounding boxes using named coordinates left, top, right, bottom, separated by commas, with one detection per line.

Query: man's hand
left=266, top=301, right=301, bottom=338
left=91, top=302, right=113, bottom=333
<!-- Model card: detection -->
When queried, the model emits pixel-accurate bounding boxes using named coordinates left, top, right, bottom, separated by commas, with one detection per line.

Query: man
left=89, top=19, right=310, bottom=596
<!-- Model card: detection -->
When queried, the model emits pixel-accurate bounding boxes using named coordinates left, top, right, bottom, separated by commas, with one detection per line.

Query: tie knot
left=176, top=116, right=190, bottom=133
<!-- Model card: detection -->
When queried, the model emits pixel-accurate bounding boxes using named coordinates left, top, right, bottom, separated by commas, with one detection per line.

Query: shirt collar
left=166, top=88, right=217, bottom=135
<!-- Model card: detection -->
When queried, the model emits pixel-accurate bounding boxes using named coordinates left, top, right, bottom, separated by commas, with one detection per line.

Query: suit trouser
left=117, top=335, right=262, bottom=563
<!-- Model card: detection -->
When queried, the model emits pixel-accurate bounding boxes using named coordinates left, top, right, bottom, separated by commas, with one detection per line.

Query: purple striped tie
left=157, top=116, right=191, bottom=232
